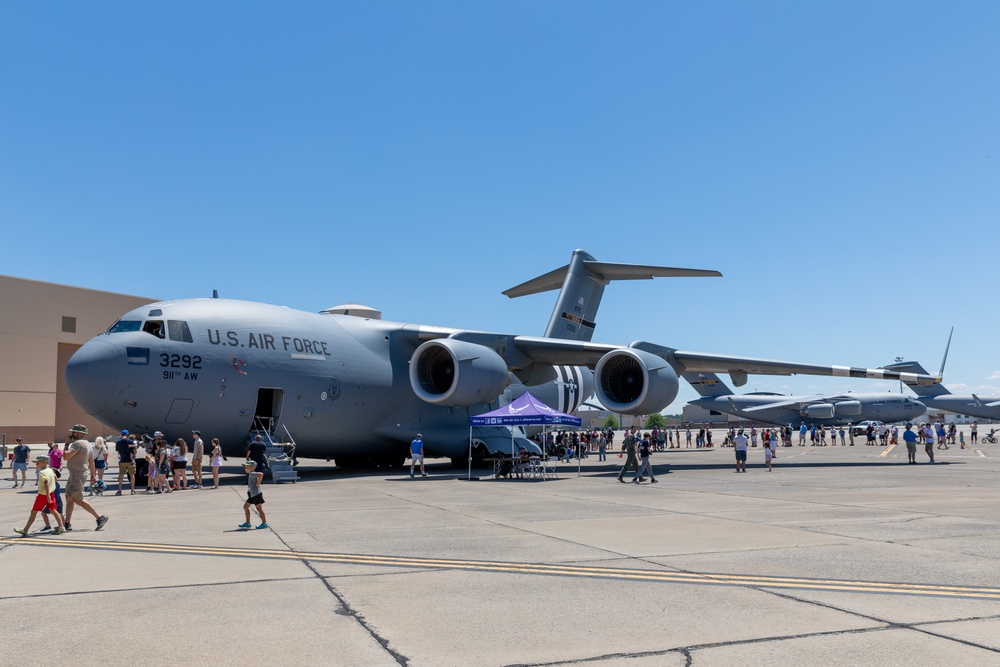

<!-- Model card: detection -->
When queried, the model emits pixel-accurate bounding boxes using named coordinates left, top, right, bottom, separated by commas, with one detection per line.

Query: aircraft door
left=253, top=388, right=284, bottom=438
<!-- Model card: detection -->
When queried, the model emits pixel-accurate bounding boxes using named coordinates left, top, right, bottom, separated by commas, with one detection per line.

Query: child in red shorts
left=14, top=456, right=66, bottom=536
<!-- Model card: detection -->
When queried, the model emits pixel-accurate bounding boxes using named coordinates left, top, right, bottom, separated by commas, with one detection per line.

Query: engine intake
left=594, top=348, right=678, bottom=415
left=410, top=339, right=510, bottom=406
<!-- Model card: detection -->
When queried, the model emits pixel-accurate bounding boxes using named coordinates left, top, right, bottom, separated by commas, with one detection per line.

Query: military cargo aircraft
left=684, top=371, right=926, bottom=426
left=65, top=249, right=939, bottom=467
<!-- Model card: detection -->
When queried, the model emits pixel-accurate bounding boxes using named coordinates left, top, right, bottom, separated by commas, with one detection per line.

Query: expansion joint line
left=270, top=531, right=411, bottom=667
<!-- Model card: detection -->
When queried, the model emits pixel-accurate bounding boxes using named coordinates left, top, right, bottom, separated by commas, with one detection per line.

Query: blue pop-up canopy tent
left=467, top=392, right=581, bottom=479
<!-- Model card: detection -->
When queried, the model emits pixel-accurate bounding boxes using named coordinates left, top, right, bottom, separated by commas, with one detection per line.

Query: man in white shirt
left=732, top=430, right=749, bottom=473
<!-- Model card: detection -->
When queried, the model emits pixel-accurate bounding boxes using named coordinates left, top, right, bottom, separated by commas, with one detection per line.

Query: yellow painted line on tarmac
left=3, top=536, right=1000, bottom=600
left=879, top=444, right=897, bottom=458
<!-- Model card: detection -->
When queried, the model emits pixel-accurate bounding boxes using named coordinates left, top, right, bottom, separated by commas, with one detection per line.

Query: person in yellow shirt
left=14, top=456, right=66, bottom=536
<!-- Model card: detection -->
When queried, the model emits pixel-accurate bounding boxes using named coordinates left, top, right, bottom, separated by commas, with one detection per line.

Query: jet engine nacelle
left=594, top=348, right=678, bottom=415
left=409, top=339, right=511, bottom=407
left=834, top=400, right=862, bottom=417
left=803, top=403, right=835, bottom=419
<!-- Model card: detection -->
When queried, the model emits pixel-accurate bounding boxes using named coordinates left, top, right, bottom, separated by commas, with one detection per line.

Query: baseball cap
left=121, top=429, right=129, bottom=435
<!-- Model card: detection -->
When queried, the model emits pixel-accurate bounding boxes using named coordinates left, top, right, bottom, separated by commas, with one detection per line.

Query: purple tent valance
left=470, top=391, right=581, bottom=427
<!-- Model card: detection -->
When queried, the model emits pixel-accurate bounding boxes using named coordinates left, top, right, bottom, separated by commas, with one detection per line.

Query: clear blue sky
left=3, top=2, right=998, bottom=408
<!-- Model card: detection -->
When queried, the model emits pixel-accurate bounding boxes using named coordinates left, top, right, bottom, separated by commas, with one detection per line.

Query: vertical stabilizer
left=502, top=249, right=721, bottom=342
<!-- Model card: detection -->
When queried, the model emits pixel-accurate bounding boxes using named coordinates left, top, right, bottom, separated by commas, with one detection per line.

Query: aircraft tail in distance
left=502, top=248, right=721, bottom=342
left=881, top=360, right=951, bottom=397
left=882, top=329, right=954, bottom=397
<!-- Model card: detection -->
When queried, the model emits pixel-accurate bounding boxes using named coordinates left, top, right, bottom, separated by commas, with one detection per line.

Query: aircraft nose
left=66, top=340, right=121, bottom=415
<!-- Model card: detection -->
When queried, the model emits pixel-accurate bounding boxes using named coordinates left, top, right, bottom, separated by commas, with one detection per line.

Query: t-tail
left=881, top=328, right=954, bottom=397
left=502, top=248, right=721, bottom=342
left=682, top=371, right=735, bottom=397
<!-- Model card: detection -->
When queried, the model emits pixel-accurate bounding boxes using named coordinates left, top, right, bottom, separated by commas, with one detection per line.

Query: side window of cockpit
left=167, top=320, right=193, bottom=343
left=107, top=320, right=142, bottom=334
left=143, top=320, right=165, bottom=339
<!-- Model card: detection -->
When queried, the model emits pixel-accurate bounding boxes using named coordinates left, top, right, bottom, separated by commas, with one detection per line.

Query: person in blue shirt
left=901, top=423, right=918, bottom=464
left=409, top=434, right=426, bottom=478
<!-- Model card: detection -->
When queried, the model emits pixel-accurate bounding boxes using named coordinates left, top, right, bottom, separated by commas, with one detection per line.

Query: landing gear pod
left=594, top=348, right=679, bottom=415
left=409, top=339, right=510, bottom=406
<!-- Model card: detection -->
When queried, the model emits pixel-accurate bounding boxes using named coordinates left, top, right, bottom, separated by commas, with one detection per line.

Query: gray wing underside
left=506, top=336, right=942, bottom=386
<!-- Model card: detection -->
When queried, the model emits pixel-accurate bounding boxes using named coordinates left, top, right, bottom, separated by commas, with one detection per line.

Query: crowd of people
left=9, top=423, right=271, bottom=536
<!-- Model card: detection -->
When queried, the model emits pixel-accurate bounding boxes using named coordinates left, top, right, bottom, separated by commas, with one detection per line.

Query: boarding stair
left=249, top=421, right=299, bottom=484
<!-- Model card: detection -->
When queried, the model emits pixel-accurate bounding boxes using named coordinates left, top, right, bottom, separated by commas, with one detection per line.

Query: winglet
left=938, top=327, right=953, bottom=379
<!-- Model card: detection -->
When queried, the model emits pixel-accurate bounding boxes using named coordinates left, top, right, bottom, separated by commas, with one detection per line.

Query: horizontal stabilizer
left=502, top=261, right=721, bottom=299
left=682, top=372, right=734, bottom=397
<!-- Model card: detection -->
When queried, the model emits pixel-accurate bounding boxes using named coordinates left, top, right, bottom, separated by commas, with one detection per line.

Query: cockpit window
left=167, top=320, right=193, bottom=343
left=106, top=320, right=142, bottom=334
left=143, top=320, right=165, bottom=339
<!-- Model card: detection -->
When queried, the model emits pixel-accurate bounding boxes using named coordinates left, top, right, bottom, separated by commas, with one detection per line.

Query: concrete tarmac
left=2, top=434, right=999, bottom=666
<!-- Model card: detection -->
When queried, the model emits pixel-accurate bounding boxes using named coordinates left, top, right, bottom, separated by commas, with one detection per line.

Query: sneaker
left=39, top=526, right=52, bottom=532
left=651, top=479, right=659, bottom=483
left=130, top=490, right=136, bottom=495
left=639, top=477, right=647, bottom=482
left=96, top=516, right=109, bottom=531
left=53, top=527, right=66, bottom=535
left=14, top=528, right=28, bottom=536
left=115, top=491, right=122, bottom=496
left=632, top=479, right=639, bottom=484
left=64, top=523, right=73, bottom=531
left=256, top=522, right=269, bottom=529
left=617, top=477, right=624, bottom=483
left=238, top=522, right=252, bottom=529
left=409, top=473, right=414, bottom=478
left=421, top=473, right=427, bottom=477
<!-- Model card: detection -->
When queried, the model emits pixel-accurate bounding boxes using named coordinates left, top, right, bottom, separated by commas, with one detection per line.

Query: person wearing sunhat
left=14, top=455, right=66, bottom=536
left=238, top=459, right=268, bottom=530
left=62, top=424, right=108, bottom=531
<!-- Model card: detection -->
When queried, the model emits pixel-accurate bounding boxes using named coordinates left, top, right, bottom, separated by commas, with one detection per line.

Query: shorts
left=65, top=476, right=85, bottom=500
left=119, top=462, right=136, bottom=477
left=246, top=492, right=265, bottom=505
left=735, top=450, right=747, bottom=462
left=411, top=454, right=424, bottom=464
left=905, top=443, right=917, bottom=453
left=191, top=459, right=203, bottom=470
left=95, top=459, right=106, bottom=470
left=32, top=493, right=57, bottom=513
left=13, top=461, right=27, bottom=472
left=171, top=460, right=186, bottom=471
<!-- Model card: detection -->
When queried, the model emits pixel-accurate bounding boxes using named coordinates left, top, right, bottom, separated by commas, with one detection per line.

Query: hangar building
left=0, top=275, right=154, bottom=445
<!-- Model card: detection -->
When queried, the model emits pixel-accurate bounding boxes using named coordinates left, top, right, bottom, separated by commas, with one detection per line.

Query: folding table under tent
left=467, top=391, right=582, bottom=480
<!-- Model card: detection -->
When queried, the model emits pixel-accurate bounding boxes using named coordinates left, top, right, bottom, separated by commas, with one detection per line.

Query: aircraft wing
left=509, top=337, right=941, bottom=385
left=735, top=395, right=830, bottom=413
